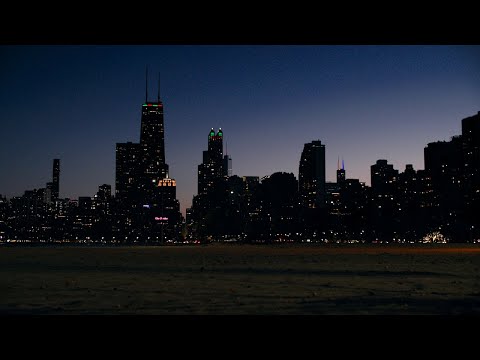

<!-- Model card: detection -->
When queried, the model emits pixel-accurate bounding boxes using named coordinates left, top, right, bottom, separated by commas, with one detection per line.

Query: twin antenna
left=145, top=66, right=161, bottom=103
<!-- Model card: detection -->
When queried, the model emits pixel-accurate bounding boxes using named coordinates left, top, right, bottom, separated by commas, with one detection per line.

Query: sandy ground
left=1, top=243, right=480, bottom=314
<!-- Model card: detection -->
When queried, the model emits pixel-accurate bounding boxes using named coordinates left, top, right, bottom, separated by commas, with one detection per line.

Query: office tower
left=115, top=72, right=173, bottom=202
left=424, top=137, right=463, bottom=208
left=139, top=99, right=169, bottom=195
left=114, top=72, right=182, bottom=241
left=223, top=154, right=232, bottom=177
left=45, top=182, right=53, bottom=204
left=97, top=184, right=112, bottom=201
left=198, top=128, right=225, bottom=196
left=299, top=140, right=326, bottom=208
left=370, top=159, right=399, bottom=241
left=115, top=142, right=141, bottom=202
left=371, top=159, right=399, bottom=195
left=337, top=157, right=346, bottom=185
left=462, top=111, right=480, bottom=197
left=52, top=159, right=60, bottom=200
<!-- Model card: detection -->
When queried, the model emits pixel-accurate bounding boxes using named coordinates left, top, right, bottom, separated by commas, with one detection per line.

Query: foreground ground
left=1, top=243, right=480, bottom=314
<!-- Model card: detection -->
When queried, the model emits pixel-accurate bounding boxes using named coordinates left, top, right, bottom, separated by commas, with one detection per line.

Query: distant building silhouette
left=424, top=136, right=463, bottom=211
left=371, top=160, right=398, bottom=194
left=45, top=182, right=53, bottom=204
left=139, top=100, right=169, bottom=198
left=198, top=128, right=225, bottom=196
left=299, top=140, right=326, bottom=208
left=259, top=172, right=299, bottom=240
left=370, top=159, right=399, bottom=241
left=462, top=111, right=480, bottom=207
left=223, top=154, right=232, bottom=177
left=337, top=157, right=345, bottom=185
left=115, top=141, right=141, bottom=202
left=113, top=73, right=182, bottom=241
left=189, top=128, right=227, bottom=239
left=52, top=159, right=60, bottom=201
left=97, top=184, right=112, bottom=201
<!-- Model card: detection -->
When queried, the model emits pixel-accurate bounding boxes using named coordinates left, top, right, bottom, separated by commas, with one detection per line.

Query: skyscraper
left=198, top=128, right=224, bottom=196
left=52, top=159, right=60, bottom=200
left=461, top=111, right=480, bottom=240
left=116, top=72, right=171, bottom=204
left=223, top=154, right=232, bottom=177
left=97, top=184, right=112, bottom=201
left=114, top=72, right=182, bottom=241
left=299, top=140, right=326, bottom=208
left=424, top=137, right=463, bottom=209
left=337, top=157, right=346, bottom=185
left=371, top=159, right=398, bottom=195
left=115, top=141, right=141, bottom=202
left=462, top=111, right=480, bottom=197
left=189, top=128, right=227, bottom=239
left=140, top=99, right=169, bottom=193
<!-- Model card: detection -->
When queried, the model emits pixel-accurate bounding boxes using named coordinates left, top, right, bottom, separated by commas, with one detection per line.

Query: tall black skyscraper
left=299, top=140, right=326, bottom=208
left=140, top=99, right=169, bottom=190
left=188, top=128, right=226, bottom=238
left=198, top=128, right=224, bottom=196
left=114, top=72, right=182, bottom=241
left=116, top=72, right=171, bottom=203
left=337, top=157, right=346, bottom=185
left=52, top=159, right=60, bottom=200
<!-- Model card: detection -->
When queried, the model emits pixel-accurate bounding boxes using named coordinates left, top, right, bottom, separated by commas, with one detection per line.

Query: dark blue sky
left=1, top=45, right=479, bottom=215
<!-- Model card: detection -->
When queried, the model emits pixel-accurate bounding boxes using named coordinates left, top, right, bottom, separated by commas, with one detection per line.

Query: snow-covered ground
left=1, top=244, right=479, bottom=314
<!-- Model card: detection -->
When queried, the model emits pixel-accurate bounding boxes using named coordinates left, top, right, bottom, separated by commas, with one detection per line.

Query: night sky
left=1, top=45, right=479, bottom=215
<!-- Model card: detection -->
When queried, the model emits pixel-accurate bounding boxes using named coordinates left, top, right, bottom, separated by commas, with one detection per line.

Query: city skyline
left=1, top=45, right=479, bottom=215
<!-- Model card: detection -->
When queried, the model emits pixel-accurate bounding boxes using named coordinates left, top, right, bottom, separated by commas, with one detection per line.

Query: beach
left=1, top=243, right=479, bottom=314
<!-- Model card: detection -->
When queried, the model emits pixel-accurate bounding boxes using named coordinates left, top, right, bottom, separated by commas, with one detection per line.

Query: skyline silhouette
left=1, top=45, right=479, bottom=215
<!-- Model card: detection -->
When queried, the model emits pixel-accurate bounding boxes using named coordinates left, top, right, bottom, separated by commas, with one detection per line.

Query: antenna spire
left=342, top=157, right=345, bottom=170
left=337, top=156, right=340, bottom=171
left=145, top=65, right=149, bottom=103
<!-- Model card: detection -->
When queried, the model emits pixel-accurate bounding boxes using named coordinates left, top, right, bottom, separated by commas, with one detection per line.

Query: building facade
left=299, top=140, right=326, bottom=209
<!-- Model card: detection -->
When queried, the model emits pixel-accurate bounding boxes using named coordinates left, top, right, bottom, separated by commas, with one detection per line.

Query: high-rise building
left=370, top=159, right=399, bottom=241
left=189, top=128, right=227, bottom=239
left=115, top=73, right=172, bottom=203
left=462, top=111, right=480, bottom=198
left=208, top=128, right=223, bottom=164
left=198, top=128, right=225, bottom=196
left=223, top=154, right=232, bottom=177
left=337, top=157, right=346, bottom=185
left=424, top=137, right=463, bottom=208
left=97, top=184, right=112, bottom=201
left=140, top=100, right=169, bottom=193
left=52, top=159, right=60, bottom=200
left=45, top=182, right=53, bottom=204
left=114, top=73, right=182, bottom=241
left=115, top=142, right=141, bottom=202
left=299, top=140, right=326, bottom=208
left=371, top=159, right=399, bottom=195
